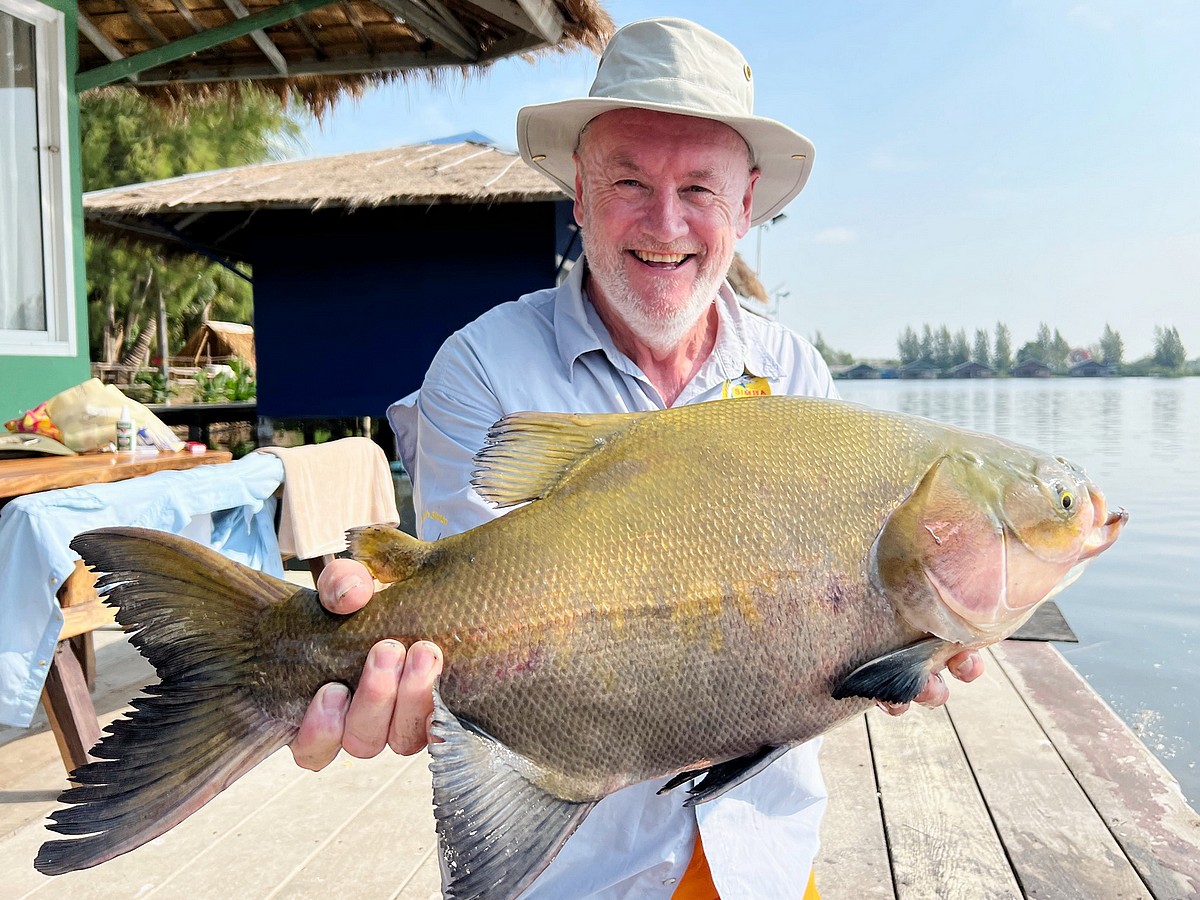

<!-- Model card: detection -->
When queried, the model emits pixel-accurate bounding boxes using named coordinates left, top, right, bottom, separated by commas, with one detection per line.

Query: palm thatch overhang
left=83, top=139, right=567, bottom=263
left=76, top=0, right=612, bottom=113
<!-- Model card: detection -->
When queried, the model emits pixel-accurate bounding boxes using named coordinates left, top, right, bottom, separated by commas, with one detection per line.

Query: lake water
left=836, top=377, right=1198, bottom=806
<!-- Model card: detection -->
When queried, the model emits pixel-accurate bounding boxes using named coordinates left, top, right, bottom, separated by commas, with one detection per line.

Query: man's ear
left=737, top=169, right=761, bottom=238
left=573, top=153, right=585, bottom=226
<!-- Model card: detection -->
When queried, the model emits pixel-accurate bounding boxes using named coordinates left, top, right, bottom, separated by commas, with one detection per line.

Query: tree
left=898, top=326, right=921, bottom=364
left=1099, top=323, right=1124, bottom=367
left=811, top=331, right=854, bottom=367
left=920, top=324, right=934, bottom=363
left=1153, top=325, right=1187, bottom=371
left=950, top=328, right=970, bottom=367
left=992, top=322, right=1012, bottom=373
left=80, top=87, right=305, bottom=365
left=972, top=328, right=990, bottom=365
left=932, top=325, right=953, bottom=368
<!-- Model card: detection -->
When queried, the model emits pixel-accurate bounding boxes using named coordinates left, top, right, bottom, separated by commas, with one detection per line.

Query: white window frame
left=0, top=0, right=76, bottom=357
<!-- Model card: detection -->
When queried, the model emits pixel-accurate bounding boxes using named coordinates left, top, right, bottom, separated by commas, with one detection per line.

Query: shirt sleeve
left=407, top=336, right=510, bottom=540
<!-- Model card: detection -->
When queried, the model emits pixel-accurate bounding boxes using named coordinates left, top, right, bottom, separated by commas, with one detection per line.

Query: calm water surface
left=837, top=377, right=1199, bottom=805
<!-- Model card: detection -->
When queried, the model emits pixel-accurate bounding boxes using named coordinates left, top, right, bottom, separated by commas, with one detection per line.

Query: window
left=0, top=0, right=74, bottom=356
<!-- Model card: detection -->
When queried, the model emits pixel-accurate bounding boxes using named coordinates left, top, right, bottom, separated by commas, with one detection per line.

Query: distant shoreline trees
left=816, top=322, right=1192, bottom=376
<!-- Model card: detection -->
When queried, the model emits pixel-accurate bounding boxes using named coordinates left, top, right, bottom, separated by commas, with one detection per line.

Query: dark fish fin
left=683, top=745, right=791, bottom=807
left=832, top=637, right=949, bottom=703
left=35, top=527, right=300, bottom=875
left=471, top=410, right=647, bottom=507
left=429, top=689, right=597, bottom=900
left=347, top=523, right=429, bottom=583
left=657, top=767, right=706, bottom=795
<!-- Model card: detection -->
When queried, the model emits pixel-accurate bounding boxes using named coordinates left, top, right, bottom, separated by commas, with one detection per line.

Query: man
left=290, top=18, right=982, bottom=897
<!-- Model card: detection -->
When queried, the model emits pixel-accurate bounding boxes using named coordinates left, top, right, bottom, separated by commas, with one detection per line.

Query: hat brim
left=516, top=97, right=815, bottom=227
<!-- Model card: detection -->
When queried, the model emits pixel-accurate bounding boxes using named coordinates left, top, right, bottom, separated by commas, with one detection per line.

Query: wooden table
left=0, top=449, right=232, bottom=772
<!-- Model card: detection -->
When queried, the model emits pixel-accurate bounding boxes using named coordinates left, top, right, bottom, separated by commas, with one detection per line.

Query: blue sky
left=301, top=1, right=1199, bottom=360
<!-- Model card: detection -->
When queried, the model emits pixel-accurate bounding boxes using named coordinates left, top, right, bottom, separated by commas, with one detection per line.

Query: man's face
left=573, top=109, right=758, bottom=352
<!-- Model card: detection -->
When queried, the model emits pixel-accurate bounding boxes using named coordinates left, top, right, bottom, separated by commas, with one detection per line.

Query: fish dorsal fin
left=429, top=689, right=598, bottom=900
left=471, top=410, right=646, bottom=508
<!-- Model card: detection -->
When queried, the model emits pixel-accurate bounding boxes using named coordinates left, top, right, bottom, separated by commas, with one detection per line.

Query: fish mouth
left=1080, top=485, right=1127, bottom=560
left=629, top=249, right=696, bottom=269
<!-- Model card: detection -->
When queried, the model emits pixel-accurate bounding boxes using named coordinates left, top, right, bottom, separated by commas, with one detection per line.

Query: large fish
left=35, top=397, right=1125, bottom=896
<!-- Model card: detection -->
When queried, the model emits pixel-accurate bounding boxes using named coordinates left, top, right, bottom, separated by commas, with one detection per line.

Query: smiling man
left=290, top=18, right=982, bottom=899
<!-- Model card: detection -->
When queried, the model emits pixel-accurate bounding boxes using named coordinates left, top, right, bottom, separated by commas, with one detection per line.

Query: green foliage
left=992, top=322, right=1012, bottom=373
left=1014, top=322, right=1071, bottom=372
left=134, top=370, right=174, bottom=404
left=1153, top=325, right=1187, bottom=371
left=972, top=328, right=990, bottom=365
left=195, top=361, right=257, bottom=402
left=1099, top=323, right=1125, bottom=367
left=811, top=331, right=854, bottom=367
left=81, top=87, right=306, bottom=365
left=897, top=326, right=921, bottom=364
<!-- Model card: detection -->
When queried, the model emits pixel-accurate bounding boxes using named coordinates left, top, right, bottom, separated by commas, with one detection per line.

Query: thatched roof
left=77, top=0, right=612, bottom=115
left=84, top=140, right=566, bottom=217
left=178, top=321, right=256, bottom=368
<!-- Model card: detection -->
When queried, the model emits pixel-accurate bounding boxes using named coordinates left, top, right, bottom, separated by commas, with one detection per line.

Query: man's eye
left=617, top=179, right=642, bottom=188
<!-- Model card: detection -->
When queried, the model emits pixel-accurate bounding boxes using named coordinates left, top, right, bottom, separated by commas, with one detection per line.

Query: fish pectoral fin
left=429, top=689, right=597, bottom=900
left=471, top=410, right=647, bottom=507
left=832, top=637, right=950, bottom=704
left=675, top=746, right=790, bottom=807
left=346, top=524, right=428, bottom=583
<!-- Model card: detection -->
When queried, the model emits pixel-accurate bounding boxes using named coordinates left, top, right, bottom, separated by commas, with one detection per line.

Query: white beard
left=583, top=233, right=727, bottom=354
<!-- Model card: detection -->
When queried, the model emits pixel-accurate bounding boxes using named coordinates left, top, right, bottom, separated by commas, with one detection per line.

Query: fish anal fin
left=429, top=689, right=597, bottom=900
left=470, top=410, right=646, bottom=508
left=679, top=745, right=790, bottom=807
left=347, top=524, right=429, bottom=583
left=832, top=637, right=951, bottom=704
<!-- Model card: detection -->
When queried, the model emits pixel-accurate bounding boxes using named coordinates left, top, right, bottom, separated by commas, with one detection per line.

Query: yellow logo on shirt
left=722, top=375, right=772, bottom=399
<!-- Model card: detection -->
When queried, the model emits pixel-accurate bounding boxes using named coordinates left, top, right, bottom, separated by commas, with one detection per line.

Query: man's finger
left=947, top=649, right=984, bottom=684
left=290, top=682, right=350, bottom=771
left=343, top=640, right=406, bottom=758
left=390, top=641, right=442, bottom=755
left=914, top=671, right=949, bottom=708
left=316, top=559, right=375, bottom=614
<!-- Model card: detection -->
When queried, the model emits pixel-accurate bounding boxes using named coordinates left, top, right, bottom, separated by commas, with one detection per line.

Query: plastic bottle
left=115, top=406, right=134, bottom=452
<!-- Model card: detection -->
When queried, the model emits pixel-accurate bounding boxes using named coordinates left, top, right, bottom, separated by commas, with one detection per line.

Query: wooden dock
left=2, top=630, right=1198, bottom=898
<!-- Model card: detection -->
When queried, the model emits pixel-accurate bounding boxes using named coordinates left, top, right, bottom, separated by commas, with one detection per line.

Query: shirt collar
left=552, top=255, right=785, bottom=382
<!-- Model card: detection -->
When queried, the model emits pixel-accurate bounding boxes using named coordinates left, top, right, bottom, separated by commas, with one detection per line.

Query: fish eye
left=1059, top=489, right=1075, bottom=511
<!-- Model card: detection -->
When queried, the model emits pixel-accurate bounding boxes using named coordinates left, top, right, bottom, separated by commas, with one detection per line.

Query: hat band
left=591, top=76, right=751, bottom=121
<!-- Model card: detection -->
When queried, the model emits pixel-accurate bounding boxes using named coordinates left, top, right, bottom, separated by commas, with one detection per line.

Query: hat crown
left=589, top=18, right=754, bottom=120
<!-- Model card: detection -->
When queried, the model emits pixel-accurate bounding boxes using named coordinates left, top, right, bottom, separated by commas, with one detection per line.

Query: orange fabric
left=672, top=834, right=719, bottom=900
left=670, top=834, right=821, bottom=900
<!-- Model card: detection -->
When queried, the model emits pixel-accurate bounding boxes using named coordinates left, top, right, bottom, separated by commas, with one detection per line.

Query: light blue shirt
left=389, top=259, right=838, bottom=899
left=0, top=452, right=285, bottom=728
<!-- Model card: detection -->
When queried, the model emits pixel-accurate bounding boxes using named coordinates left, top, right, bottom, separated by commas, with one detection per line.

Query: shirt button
left=49, top=576, right=58, bottom=585
left=38, top=659, right=48, bottom=667
left=663, top=877, right=677, bottom=886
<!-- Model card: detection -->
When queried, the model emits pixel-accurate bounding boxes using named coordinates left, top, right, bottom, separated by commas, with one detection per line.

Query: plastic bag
left=44, top=379, right=184, bottom=453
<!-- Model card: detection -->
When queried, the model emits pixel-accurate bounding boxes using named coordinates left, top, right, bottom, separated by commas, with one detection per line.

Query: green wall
left=0, top=0, right=89, bottom=420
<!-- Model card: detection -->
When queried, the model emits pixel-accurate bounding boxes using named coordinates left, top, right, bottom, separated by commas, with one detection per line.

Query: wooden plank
left=0, top=449, right=232, bottom=499
left=994, top=642, right=1200, bottom=899
left=947, top=647, right=1151, bottom=899
left=867, top=704, right=1021, bottom=899
left=815, top=715, right=895, bottom=899
left=275, top=753, right=437, bottom=897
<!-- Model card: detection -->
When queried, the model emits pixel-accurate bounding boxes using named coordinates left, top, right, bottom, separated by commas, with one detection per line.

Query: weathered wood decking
left=2, top=630, right=1198, bottom=898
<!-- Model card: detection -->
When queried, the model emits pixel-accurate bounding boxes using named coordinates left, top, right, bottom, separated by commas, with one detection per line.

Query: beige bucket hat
left=516, top=17, right=815, bottom=227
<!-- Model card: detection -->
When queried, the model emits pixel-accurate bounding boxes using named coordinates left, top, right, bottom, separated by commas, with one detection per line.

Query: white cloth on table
left=387, top=257, right=838, bottom=900
left=0, top=452, right=285, bottom=728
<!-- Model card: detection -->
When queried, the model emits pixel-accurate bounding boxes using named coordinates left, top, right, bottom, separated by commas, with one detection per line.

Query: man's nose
left=642, top=191, right=689, bottom=243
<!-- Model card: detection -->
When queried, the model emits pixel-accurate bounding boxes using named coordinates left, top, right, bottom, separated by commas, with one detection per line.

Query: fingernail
left=333, top=578, right=363, bottom=601
left=370, top=640, right=404, bottom=672
left=321, top=683, right=350, bottom=713
left=409, top=642, right=441, bottom=676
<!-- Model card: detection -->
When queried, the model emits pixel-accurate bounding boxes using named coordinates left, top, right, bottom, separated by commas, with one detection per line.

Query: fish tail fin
left=35, top=527, right=302, bottom=876
left=347, top=523, right=430, bottom=583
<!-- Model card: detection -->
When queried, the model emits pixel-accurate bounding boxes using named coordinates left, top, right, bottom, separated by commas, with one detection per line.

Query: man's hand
left=289, top=559, right=442, bottom=771
left=875, top=649, right=985, bottom=717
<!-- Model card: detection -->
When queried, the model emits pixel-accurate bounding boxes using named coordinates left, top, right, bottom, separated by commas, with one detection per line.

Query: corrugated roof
left=83, top=140, right=567, bottom=214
